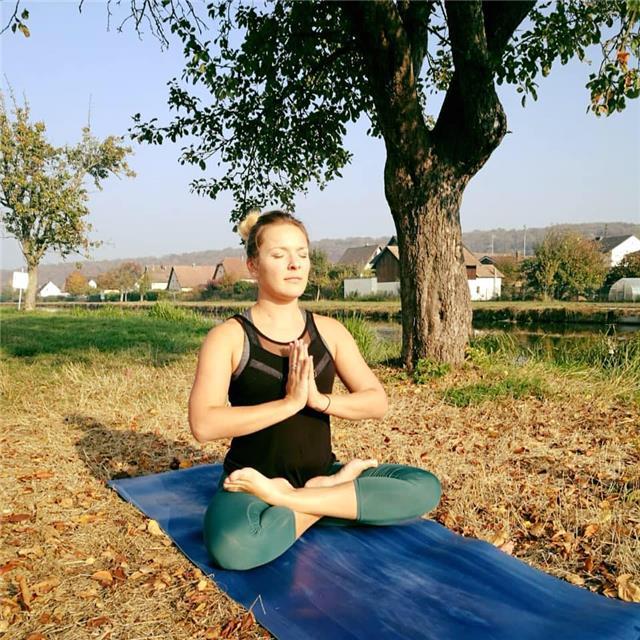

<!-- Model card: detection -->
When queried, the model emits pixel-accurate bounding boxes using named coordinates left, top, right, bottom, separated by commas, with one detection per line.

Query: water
left=370, top=320, right=639, bottom=348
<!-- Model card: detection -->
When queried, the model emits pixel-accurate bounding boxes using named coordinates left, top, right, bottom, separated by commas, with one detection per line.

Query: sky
left=1, top=1, right=639, bottom=271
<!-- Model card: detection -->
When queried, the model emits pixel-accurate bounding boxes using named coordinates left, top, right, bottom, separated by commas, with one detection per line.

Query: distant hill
left=2, top=221, right=638, bottom=290
left=0, top=236, right=392, bottom=289
left=462, top=221, right=640, bottom=256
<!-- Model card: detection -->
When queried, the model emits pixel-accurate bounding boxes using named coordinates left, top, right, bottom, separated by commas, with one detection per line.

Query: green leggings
left=203, top=463, right=442, bottom=571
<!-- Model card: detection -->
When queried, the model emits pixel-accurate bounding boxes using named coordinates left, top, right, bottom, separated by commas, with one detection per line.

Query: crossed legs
left=204, top=460, right=442, bottom=570
left=223, top=458, right=379, bottom=536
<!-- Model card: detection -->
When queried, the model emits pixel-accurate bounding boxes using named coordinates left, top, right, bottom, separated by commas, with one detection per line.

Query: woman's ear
left=247, top=257, right=258, bottom=279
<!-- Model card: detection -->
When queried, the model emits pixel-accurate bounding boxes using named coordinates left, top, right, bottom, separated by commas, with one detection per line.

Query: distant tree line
left=497, top=231, right=640, bottom=301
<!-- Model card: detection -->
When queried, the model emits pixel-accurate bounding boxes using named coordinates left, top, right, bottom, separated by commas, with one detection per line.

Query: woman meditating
left=188, top=209, right=442, bottom=570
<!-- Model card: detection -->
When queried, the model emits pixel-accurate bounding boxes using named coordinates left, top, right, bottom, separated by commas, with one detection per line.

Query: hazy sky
left=1, top=1, right=639, bottom=270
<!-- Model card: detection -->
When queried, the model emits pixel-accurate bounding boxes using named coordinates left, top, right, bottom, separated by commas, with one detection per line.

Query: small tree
left=64, top=270, right=89, bottom=296
left=138, top=270, right=152, bottom=301
left=604, top=251, right=640, bottom=288
left=0, top=91, right=135, bottom=310
left=112, top=262, right=143, bottom=301
left=96, top=270, right=118, bottom=292
left=523, top=231, right=607, bottom=300
left=308, top=249, right=331, bottom=301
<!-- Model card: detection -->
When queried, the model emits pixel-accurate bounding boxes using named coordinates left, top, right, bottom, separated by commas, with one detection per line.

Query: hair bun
left=237, top=208, right=261, bottom=242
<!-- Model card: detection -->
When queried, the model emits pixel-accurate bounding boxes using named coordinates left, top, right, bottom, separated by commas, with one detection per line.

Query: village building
left=595, top=235, right=640, bottom=267
left=143, top=265, right=172, bottom=291
left=344, top=242, right=503, bottom=300
left=336, top=244, right=383, bottom=277
left=37, top=281, right=67, bottom=298
left=212, top=257, right=255, bottom=284
left=166, top=265, right=216, bottom=292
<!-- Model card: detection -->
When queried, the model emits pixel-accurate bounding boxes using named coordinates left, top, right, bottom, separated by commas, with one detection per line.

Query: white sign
left=12, top=271, right=29, bottom=290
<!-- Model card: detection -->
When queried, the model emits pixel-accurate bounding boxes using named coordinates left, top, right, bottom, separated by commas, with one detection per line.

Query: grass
left=0, top=305, right=212, bottom=366
left=1, top=305, right=639, bottom=638
left=442, top=373, right=549, bottom=407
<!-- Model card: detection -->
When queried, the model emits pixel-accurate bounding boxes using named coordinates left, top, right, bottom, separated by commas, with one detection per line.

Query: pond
left=370, top=320, right=639, bottom=348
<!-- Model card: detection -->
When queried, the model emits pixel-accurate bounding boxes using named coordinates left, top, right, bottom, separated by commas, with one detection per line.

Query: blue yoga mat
left=108, top=464, right=640, bottom=640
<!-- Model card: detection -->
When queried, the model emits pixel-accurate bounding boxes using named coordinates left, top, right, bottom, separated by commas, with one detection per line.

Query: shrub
left=413, top=358, right=451, bottom=383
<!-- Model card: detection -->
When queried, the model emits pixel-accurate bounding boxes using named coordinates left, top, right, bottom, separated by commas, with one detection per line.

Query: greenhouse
left=608, top=277, right=640, bottom=302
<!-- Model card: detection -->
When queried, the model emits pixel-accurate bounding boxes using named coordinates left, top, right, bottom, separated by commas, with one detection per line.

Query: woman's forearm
left=189, top=396, right=301, bottom=443
left=317, top=388, right=388, bottom=420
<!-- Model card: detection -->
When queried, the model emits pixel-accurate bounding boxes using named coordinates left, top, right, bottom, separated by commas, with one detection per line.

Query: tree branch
left=432, top=0, right=534, bottom=174
left=482, top=0, right=536, bottom=61
left=397, top=0, right=436, bottom=78
left=338, top=1, right=432, bottom=161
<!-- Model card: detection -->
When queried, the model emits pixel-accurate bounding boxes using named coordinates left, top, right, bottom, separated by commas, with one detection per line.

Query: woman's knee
left=409, top=468, right=442, bottom=514
left=203, top=495, right=296, bottom=570
left=386, top=464, right=442, bottom=516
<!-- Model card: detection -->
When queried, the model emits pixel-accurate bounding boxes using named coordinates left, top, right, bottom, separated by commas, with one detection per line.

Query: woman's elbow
left=188, top=405, right=216, bottom=443
left=372, top=390, right=389, bottom=419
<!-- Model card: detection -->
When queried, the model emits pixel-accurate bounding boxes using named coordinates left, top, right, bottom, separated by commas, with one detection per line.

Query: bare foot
left=223, top=468, right=291, bottom=505
left=304, top=458, right=378, bottom=488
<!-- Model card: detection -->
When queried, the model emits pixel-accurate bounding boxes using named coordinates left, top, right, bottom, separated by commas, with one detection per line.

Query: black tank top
left=223, top=308, right=337, bottom=488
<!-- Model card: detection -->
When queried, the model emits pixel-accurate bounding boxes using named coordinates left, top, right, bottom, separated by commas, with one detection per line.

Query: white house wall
left=345, top=276, right=500, bottom=299
left=468, top=277, right=501, bottom=301
left=344, top=277, right=377, bottom=297
left=610, top=237, right=640, bottom=266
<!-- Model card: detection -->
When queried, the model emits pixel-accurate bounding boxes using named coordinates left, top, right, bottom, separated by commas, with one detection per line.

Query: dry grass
left=1, top=313, right=639, bottom=639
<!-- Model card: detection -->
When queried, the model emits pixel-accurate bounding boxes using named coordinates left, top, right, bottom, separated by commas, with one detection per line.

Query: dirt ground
left=1, top=350, right=639, bottom=639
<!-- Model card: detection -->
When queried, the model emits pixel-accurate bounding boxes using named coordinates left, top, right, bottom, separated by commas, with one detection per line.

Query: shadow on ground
left=67, top=413, right=222, bottom=483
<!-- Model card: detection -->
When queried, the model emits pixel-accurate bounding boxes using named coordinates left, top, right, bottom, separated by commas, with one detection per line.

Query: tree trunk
left=385, top=158, right=472, bottom=369
left=24, top=263, right=38, bottom=311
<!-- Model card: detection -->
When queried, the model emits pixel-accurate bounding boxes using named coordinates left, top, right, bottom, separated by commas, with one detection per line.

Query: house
left=143, top=265, right=171, bottom=290
left=37, top=281, right=67, bottom=298
left=337, top=244, right=383, bottom=276
left=212, top=257, right=255, bottom=284
left=345, top=242, right=503, bottom=300
left=595, top=235, right=640, bottom=267
left=166, top=265, right=216, bottom=292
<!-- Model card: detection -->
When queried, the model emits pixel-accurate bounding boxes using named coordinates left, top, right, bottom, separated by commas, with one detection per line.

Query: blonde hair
left=237, top=208, right=309, bottom=261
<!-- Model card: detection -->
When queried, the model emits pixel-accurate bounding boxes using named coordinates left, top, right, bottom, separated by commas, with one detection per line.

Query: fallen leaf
left=147, top=520, right=164, bottom=537
left=25, top=634, right=46, bottom=640
left=498, top=540, right=515, bottom=555
left=565, top=573, right=585, bottom=586
left=0, top=513, right=31, bottom=524
left=0, top=560, right=22, bottom=575
left=584, top=556, right=594, bottom=572
left=583, top=524, right=599, bottom=538
left=16, top=574, right=31, bottom=610
left=91, top=570, right=113, bottom=587
left=32, top=578, right=60, bottom=596
left=240, top=612, right=255, bottom=632
left=86, top=616, right=110, bottom=629
left=17, top=546, right=44, bottom=558
left=617, top=574, right=640, bottom=603
left=77, top=588, right=99, bottom=599
left=112, top=567, right=126, bottom=581
left=34, top=470, right=55, bottom=479
left=489, top=530, right=509, bottom=547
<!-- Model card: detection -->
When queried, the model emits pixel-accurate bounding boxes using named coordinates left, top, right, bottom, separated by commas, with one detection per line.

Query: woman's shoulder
left=203, top=315, right=246, bottom=346
left=310, top=313, right=349, bottom=342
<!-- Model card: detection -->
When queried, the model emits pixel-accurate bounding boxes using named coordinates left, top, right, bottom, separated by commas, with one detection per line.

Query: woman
left=188, top=209, right=442, bottom=570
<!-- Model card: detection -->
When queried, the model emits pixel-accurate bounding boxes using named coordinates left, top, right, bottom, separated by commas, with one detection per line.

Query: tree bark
left=24, top=263, right=38, bottom=311
left=339, top=0, right=533, bottom=369
left=385, top=155, right=472, bottom=367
